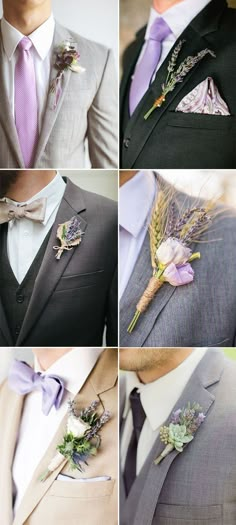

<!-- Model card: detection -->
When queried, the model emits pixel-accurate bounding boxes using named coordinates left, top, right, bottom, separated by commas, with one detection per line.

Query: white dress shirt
left=135, top=0, right=211, bottom=80
left=1, top=172, right=66, bottom=284
left=121, top=348, right=207, bottom=474
left=12, top=347, right=104, bottom=512
left=119, top=171, right=157, bottom=299
left=1, top=15, right=55, bottom=132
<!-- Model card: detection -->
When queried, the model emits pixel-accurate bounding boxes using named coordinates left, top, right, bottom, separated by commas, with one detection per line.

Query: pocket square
left=176, top=77, right=230, bottom=116
left=57, top=474, right=111, bottom=482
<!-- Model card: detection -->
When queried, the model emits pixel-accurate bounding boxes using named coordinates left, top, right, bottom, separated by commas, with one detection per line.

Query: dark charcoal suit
left=120, top=0, right=236, bottom=168
left=0, top=178, right=118, bottom=347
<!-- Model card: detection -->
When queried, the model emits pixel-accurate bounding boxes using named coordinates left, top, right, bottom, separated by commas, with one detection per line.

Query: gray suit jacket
left=0, top=178, right=118, bottom=346
left=120, top=176, right=236, bottom=347
left=0, top=22, right=118, bottom=168
left=120, top=350, right=236, bottom=525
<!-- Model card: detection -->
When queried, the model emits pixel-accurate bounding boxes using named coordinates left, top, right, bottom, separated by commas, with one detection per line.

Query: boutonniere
left=53, top=216, right=84, bottom=260
left=40, top=400, right=111, bottom=482
left=127, top=191, right=216, bottom=333
left=144, top=40, right=216, bottom=120
left=50, top=40, right=86, bottom=109
left=155, top=402, right=205, bottom=465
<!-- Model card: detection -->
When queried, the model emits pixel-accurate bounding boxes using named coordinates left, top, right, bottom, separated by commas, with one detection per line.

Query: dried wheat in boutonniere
left=127, top=190, right=218, bottom=333
left=144, top=40, right=216, bottom=120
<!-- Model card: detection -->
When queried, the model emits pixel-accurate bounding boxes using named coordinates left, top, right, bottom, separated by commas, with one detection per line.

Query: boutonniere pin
left=40, top=400, right=111, bottom=482
left=50, top=40, right=86, bottom=109
left=53, top=216, right=84, bottom=260
left=127, top=191, right=216, bottom=333
left=155, top=402, right=205, bottom=465
left=144, top=40, right=216, bottom=120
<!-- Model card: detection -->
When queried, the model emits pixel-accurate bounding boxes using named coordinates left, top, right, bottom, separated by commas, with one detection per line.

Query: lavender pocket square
left=176, top=77, right=230, bottom=116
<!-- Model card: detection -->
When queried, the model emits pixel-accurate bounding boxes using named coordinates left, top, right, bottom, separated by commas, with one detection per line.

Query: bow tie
left=8, top=360, right=65, bottom=416
left=0, top=198, right=46, bottom=224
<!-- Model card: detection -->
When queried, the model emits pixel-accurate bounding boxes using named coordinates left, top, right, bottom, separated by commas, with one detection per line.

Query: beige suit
left=0, top=349, right=118, bottom=525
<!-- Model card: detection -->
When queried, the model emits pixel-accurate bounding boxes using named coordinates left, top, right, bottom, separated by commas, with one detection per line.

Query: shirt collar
left=146, top=0, right=212, bottom=40
left=35, top=348, right=104, bottom=397
left=119, top=170, right=157, bottom=238
left=124, top=348, right=208, bottom=431
left=1, top=14, right=55, bottom=60
left=2, top=172, right=66, bottom=227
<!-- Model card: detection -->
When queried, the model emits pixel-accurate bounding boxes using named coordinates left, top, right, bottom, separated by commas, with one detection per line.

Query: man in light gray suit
left=120, top=347, right=236, bottom=525
left=120, top=171, right=236, bottom=347
left=0, top=0, right=117, bottom=168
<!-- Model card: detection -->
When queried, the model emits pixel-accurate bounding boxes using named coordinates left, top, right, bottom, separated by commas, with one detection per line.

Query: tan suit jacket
left=0, top=349, right=118, bottom=525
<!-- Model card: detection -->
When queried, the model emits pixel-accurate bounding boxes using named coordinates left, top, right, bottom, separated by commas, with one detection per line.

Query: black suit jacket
left=0, top=178, right=118, bottom=347
left=120, top=0, right=236, bottom=168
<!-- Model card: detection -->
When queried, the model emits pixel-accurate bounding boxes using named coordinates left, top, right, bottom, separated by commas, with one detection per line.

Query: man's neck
left=33, top=348, right=73, bottom=370
left=138, top=348, right=193, bottom=383
left=6, top=170, right=57, bottom=202
left=3, top=4, right=51, bottom=35
left=119, top=171, right=138, bottom=187
left=153, top=0, right=185, bottom=14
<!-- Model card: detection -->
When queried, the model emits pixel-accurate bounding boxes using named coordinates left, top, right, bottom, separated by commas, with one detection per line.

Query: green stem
left=127, top=310, right=141, bottom=333
left=144, top=105, right=156, bottom=120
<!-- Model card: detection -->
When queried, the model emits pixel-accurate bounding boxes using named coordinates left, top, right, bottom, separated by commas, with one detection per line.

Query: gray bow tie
left=0, top=198, right=46, bottom=224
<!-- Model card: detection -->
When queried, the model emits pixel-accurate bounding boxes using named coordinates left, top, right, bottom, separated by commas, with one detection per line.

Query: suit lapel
left=13, top=349, right=117, bottom=525
left=0, top=31, right=25, bottom=167
left=33, top=23, right=72, bottom=167
left=16, top=179, right=87, bottom=346
left=0, top=385, right=24, bottom=525
left=0, top=225, right=14, bottom=345
left=120, top=27, right=145, bottom=120
left=122, top=0, right=226, bottom=167
left=122, top=350, right=224, bottom=525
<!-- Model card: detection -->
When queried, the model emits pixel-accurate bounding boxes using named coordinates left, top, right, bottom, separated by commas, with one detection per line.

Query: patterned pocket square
left=176, top=77, right=230, bottom=116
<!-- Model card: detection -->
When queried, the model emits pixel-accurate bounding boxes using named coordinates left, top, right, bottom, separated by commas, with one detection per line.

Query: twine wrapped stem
left=127, top=276, right=163, bottom=333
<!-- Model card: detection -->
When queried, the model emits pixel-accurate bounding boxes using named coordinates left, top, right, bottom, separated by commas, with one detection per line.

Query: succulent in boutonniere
left=39, top=400, right=111, bottom=482
left=53, top=216, right=84, bottom=260
left=127, top=190, right=217, bottom=333
left=154, top=402, right=205, bottom=465
left=144, top=40, right=216, bottom=120
left=50, top=40, right=86, bottom=109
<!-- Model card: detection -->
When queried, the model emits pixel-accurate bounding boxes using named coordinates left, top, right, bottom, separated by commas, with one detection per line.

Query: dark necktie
left=123, top=388, right=146, bottom=495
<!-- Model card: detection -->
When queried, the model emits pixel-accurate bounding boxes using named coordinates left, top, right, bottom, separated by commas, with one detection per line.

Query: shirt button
left=123, top=138, right=130, bottom=149
left=23, top=230, right=29, bottom=236
left=16, top=294, right=24, bottom=303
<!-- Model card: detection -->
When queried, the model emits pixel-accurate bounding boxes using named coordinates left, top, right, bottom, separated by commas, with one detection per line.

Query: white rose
left=156, top=238, right=192, bottom=266
left=67, top=415, right=91, bottom=438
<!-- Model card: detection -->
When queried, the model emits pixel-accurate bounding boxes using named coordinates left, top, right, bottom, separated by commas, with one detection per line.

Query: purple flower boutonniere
left=50, top=40, right=86, bottom=109
left=40, top=400, right=111, bottom=482
left=155, top=402, right=205, bottom=465
left=53, top=216, right=84, bottom=260
left=144, top=40, right=216, bottom=120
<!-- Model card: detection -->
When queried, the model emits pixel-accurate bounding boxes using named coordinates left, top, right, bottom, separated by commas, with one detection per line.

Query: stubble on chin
left=119, top=348, right=172, bottom=372
left=0, top=173, right=18, bottom=198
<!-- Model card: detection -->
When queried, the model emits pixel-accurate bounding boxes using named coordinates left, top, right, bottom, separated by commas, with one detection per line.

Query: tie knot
left=149, top=17, right=172, bottom=42
left=18, top=36, right=33, bottom=52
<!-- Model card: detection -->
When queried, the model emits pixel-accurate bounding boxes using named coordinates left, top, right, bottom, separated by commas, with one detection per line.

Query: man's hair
left=0, top=171, right=18, bottom=198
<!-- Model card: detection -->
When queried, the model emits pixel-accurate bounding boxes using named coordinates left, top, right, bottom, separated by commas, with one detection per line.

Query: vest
left=0, top=224, right=52, bottom=344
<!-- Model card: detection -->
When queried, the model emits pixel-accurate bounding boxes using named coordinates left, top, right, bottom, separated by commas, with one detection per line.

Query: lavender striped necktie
left=15, top=37, right=38, bottom=168
left=129, top=17, right=172, bottom=115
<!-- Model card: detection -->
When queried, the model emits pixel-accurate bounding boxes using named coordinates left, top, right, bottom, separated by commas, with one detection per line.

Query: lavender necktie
left=129, top=17, right=172, bottom=115
left=15, top=37, right=38, bottom=168
left=8, top=360, right=65, bottom=416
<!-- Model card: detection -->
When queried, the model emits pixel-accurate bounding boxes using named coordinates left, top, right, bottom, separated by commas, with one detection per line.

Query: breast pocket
left=167, top=111, right=235, bottom=130
left=54, top=270, right=105, bottom=292
left=154, top=503, right=222, bottom=524
left=39, top=479, right=116, bottom=525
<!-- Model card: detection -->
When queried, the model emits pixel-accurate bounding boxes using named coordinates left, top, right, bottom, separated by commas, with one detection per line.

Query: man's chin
left=0, top=172, right=18, bottom=198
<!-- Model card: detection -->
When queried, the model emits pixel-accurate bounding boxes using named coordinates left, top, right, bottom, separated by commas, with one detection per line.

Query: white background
left=0, top=0, right=118, bottom=67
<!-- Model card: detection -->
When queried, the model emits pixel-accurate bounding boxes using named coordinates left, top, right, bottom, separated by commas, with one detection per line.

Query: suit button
left=16, top=294, right=24, bottom=303
left=15, top=325, right=21, bottom=336
left=123, top=138, right=130, bottom=149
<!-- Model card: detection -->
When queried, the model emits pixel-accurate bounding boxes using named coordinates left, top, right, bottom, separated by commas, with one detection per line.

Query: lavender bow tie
left=8, top=360, right=65, bottom=416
